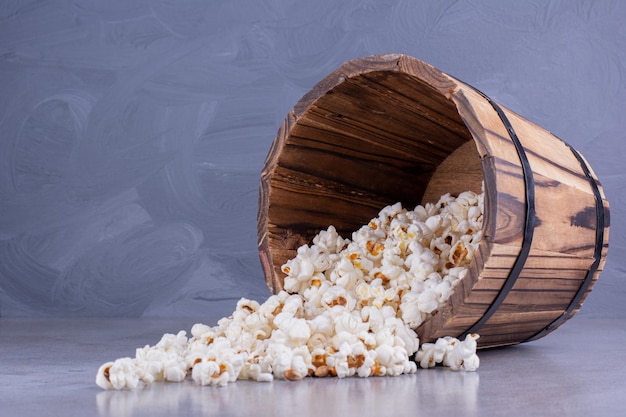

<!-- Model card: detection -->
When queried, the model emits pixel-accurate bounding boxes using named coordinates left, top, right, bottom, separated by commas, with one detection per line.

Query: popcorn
left=416, top=337, right=452, bottom=369
left=96, top=358, right=146, bottom=390
left=312, top=225, right=349, bottom=254
left=444, top=334, right=481, bottom=371
left=273, top=314, right=311, bottom=347
left=415, top=334, right=480, bottom=371
left=192, top=359, right=231, bottom=387
left=97, top=188, right=484, bottom=390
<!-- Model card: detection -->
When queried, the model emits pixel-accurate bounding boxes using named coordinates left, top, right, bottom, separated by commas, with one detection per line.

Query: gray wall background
left=1, top=0, right=624, bottom=319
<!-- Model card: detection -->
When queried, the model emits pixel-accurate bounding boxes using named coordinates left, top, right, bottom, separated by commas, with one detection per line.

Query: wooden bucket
left=257, top=54, right=610, bottom=348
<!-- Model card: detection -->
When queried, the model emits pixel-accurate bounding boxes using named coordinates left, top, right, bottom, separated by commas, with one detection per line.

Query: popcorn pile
left=96, top=190, right=484, bottom=390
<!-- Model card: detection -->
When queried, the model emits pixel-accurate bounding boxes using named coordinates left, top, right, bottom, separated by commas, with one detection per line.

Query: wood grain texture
left=258, top=54, right=610, bottom=348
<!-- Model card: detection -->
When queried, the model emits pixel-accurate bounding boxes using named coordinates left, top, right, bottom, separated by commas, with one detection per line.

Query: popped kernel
left=97, top=188, right=483, bottom=390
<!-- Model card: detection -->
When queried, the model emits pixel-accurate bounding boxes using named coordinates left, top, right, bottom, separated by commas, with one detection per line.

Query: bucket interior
left=263, top=69, right=485, bottom=288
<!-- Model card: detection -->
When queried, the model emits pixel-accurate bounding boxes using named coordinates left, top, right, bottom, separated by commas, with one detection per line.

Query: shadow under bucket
left=257, top=54, right=610, bottom=348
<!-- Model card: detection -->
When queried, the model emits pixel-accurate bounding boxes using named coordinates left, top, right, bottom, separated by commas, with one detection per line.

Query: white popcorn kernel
left=434, top=280, right=454, bottom=304
left=389, top=319, right=420, bottom=355
left=454, top=333, right=480, bottom=371
left=154, top=331, right=188, bottom=357
left=359, top=330, right=377, bottom=350
left=382, top=245, right=405, bottom=267
left=163, top=361, right=187, bottom=382
left=239, top=361, right=263, bottom=381
left=96, top=362, right=115, bottom=390
left=376, top=202, right=403, bottom=225
left=330, top=257, right=363, bottom=290
left=425, top=214, right=443, bottom=233
left=267, top=343, right=294, bottom=378
left=244, top=311, right=271, bottom=337
left=461, top=352, right=480, bottom=372
left=326, top=345, right=352, bottom=378
left=355, top=282, right=373, bottom=302
left=287, top=354, right=309, bottom=380
left=399, top=292, right=425, bottom=328
left=273, top=314, right=311, bottom=347
left=360, top=305, right=384, bottom=332
left=235, top=298, right=260, bottom=315
left=312, top=225, right=348, bottom=254
left=353, top=345, right=375, bottom=378
left=415, top=344, right=437, bottom=369
left=373, top=344, right=412, bottom=377
left=256, top=293, right=287, bottom=323
left=334, top=310, right=369, bottom=335
left=427, top=333, right=481, bottom=372
left=280, top=294, right=303, bottom=315
left=374, top=325, right=396, bottom=349
left=281, top=257, right=300, bottom=277
left=415, top=337, right=451, bottom=368
left=405, top=245, right=438, bottom=280
left=321, top=286, right=355, bottom=311
left=97, top=358, right=145, bottom=390
left=331, top=330, right=359, bottom=351
left=190, top=323, right=212, bottom=339
left=191, top=360, right=223, bottom=386
left=417, top=290, right=438, bottom=314
left=133, top=346, right=162, bottom=380
left=308, top=313, right=334, bottom=338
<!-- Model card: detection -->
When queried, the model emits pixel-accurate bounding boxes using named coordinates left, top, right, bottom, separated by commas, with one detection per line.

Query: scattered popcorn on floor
left=96, top=190, right=484, bottom=389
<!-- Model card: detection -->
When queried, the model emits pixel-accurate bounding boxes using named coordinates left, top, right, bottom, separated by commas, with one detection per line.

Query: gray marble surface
left=1, top=317, right=624, bottom=417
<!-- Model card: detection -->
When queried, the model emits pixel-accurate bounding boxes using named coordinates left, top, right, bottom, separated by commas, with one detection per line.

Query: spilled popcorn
left=96, top=190, right=484, bottom=389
